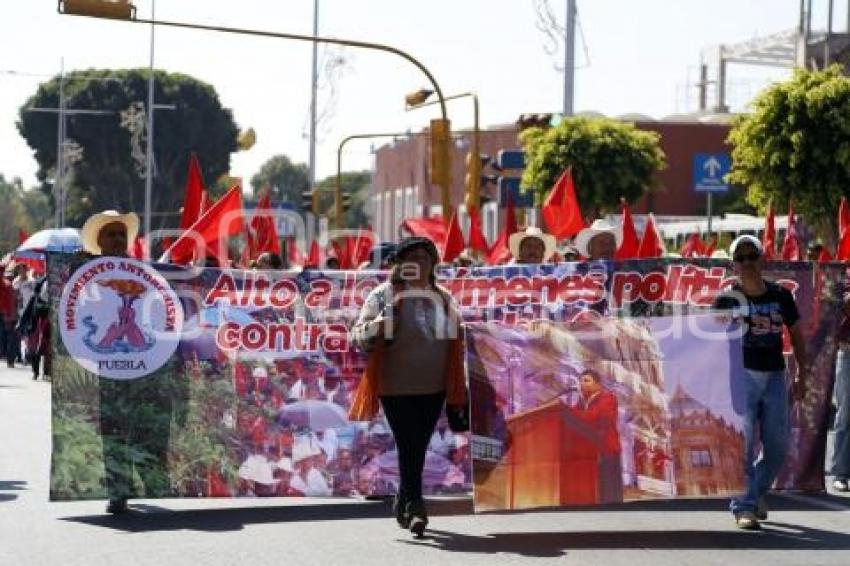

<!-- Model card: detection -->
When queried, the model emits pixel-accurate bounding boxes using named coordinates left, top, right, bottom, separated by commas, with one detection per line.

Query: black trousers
left=0, top=320, right=16, bottom=366
left=380, top=391, right=445, bottom=502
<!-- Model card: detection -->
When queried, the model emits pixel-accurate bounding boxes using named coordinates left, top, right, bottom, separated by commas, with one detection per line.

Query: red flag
left=306, top=240, right=322, bottom=268
left=468, top=207, right=488, bottom=253
left=818, top=247, right=834, bottom=263
left=485, top=230, right=512, bottom=265
left=840, top=197, right=850, bottom=239
left=251, top=191, right=281, bottom=255
left=505, top=190, right=518, bottom=237
left=680, top=232, right=706, bottom=258
left=164, top=186, right=244, bottom=264
left=704, top=234, right=718, bottom=257
left=128, top=236, right=147, bottom=260
left=614, top=199, right=639, bottom=259
left=442, top=210, right=465, bottom=263
left=179, top=153, right=206, bottom=231
left=542, top=168, right=586, bottom=239
left=781, top=202, right=802, bottom=261
left=762, top=202, right=776, bottom=260
left=17, top=229, right=29, bottom=246
left=351, top=230, right=374, bottom=267
left=330, top=237, right=357, bottom=269
left=637, top=214, right=665, bottom=258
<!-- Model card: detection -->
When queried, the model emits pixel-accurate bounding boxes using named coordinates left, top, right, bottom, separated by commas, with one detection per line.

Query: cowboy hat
left=508, top=227, right=556, bottom=262
left=292, top=438, right=322, bottom=463
left=80, top=210, right=139, bottom=255
left=573, top=219, right=623, bottom=257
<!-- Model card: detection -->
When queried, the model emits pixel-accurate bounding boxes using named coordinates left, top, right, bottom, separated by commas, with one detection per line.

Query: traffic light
left=429, top=118, right=451, bottom=189
left=464, top=152, right=496, bottom=211
left=60, top=0, right=136, bottom=20
left=341, top=193, right=352, bottom=212
left=516, top=113, right=563, bottom=131
left=301, top=191, right=319, bottom=215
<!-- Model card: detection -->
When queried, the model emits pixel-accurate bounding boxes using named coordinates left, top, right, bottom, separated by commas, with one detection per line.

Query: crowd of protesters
left=3, top=204, right=850, bottom=539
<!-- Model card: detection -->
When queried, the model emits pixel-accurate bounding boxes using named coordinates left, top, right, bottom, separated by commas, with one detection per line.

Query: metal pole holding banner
left=707, top=192, right=713, bottom=235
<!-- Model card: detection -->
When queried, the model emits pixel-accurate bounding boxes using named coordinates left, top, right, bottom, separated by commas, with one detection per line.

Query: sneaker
left=754, top=497, right=768, bottom=521
left=407, top=500, right=428, bottom=537
left=834, top=479, right=849, bottom=492
left=106, top=498, right=128, bottom=514
left=734, top=511, right=761, bottom=530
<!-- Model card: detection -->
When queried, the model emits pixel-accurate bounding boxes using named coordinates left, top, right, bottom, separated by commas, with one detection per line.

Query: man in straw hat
left=79, top=210, right=179, bottom=515
left=508, top=227, right=557, bottom=264
left=80, top=210, right=139, bottom=258
left=573, top=219, right=623, bottom=261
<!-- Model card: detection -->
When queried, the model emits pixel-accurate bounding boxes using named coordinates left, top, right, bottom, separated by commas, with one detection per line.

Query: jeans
left=832, top=350, right=850, bottom=480
left=0, top=320, right=16, bottom=366
left=730, top=369, right=790, bottom=515
left=380, top=391, right=445, bottom=503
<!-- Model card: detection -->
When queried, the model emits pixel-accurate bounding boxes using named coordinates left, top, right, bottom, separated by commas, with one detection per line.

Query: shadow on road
left=59, top=493, right=848, bottom=535
left=62, top=498, right=472, bottom=533
left=0, top=480, right=27, bottom=503
left=405, top=522, right=850, bottom=558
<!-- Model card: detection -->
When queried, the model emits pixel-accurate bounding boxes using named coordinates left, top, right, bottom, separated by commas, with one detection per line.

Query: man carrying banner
left=712, top=235, right=808, bottom=530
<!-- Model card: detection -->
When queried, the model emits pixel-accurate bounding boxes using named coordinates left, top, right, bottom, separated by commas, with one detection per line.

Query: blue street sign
left=497, top=177, right=535, bottom=208
left=693, top=153, right=731, bottom=192
left=496, top=149, right=526, bottom=170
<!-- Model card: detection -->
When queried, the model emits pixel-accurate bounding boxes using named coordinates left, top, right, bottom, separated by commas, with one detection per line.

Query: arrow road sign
left=693, top=153, right=731, bottom=193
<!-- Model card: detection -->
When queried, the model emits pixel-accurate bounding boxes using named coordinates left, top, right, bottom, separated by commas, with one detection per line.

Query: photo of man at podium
left=564, top=369, right=624, bottom=504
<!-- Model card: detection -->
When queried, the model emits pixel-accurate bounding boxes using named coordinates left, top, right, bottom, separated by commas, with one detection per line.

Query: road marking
left=775, top=492, right=850, bottom=513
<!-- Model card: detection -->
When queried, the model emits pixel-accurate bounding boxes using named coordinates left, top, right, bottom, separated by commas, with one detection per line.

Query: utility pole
left=308, top=0, right=320, bottom=242
left=563, top=0, right=576, bottom=116
left=143, top=0, right=156, bottom=238
left=55, top=59, right=65, bottom=228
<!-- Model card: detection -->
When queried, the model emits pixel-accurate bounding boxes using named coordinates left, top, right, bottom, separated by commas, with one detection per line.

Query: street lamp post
left=57, top=0, right=453, bottom=221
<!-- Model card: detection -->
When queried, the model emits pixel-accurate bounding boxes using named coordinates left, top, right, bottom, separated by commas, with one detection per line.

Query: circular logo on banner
left=59, top=257, right=184, bottom=380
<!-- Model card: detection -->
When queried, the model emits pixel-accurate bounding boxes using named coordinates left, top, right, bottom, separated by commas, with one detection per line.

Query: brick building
left=371, top=116, right=733, bottom=243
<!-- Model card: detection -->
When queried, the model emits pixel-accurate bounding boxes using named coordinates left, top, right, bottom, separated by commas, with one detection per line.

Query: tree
left=0, top=174, right=53, bottom=252
left=520, top=117, right=666, bottom=217
left=250, top=155, right=309, bottom=205
left=17, top=69, right=239, bottom=229
left=315, top=170, right=371, bottom=228
left=728, top=65, right=850, bottom=242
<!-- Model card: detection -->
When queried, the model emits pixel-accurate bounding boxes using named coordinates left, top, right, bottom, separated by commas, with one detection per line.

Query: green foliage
left=519, top=117, right=666, bottom=216
left=51, top=405, right=106, bottom=500
left=250, top=154, right=309, bottom=205
left=728, top=65, right=850, bottom=242
left=0, top=174, right=52, bottom=251
left=315, top=170, right=372, bottom=228
left=17, top=69, right=239, bottom=229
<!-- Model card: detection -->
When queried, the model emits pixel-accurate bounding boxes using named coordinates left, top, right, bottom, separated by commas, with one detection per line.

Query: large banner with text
left=48, top=253, right=842, bottom=507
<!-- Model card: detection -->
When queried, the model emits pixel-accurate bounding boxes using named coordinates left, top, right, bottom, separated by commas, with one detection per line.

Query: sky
left=0, top=0, right=844, bottom=199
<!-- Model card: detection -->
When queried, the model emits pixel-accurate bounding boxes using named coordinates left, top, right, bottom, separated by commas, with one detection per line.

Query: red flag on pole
left=251, top=190, right=281, bottom=255
left=485, top=230, right=512, bottom=265
left=442, top=210, right=465, bottom=263
left=680, top=232, right=707, bottom=258
left=179, top=153, right=206, bottom=231
left=542, top=168, right=586, bottom=239
left=17, top=229, right=29, bottom=246
left=128, top=236, right=147, bottom=260
left=468, top=207, right=488, bottom=253
left=306, top=240, right=322, bottom=268
left=636, top=214, right=665, bottom=258
left=762, top=202, right=776, bottom=260
left=505, top=190, right=518, bottom=237
left=704, top=234, right=718, bottom=257
left=780, top=202, right=802, bottom=261
left=163, top=186, right=244, bottom=265
left=615, top=199, right=639, bottom=259
left=818, top=246, right=834, bottom=263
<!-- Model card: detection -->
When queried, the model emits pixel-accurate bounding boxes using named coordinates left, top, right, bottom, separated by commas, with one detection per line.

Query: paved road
left=1, top=364, right=850, bottom=566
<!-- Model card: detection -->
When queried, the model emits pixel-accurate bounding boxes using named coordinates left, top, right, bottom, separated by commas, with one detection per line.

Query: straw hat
left=292, top=438, right=321, bottom=463
left=80, top=210, right=139, bottom=255
left=252, top=367, right=268, bottom=379
left=573, top=219, right=623, bottom=257
left=508, top=227, right=556, bottom=262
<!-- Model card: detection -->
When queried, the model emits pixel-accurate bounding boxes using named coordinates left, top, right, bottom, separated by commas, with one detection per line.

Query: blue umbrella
left=17, top=228, right=81, bottom=253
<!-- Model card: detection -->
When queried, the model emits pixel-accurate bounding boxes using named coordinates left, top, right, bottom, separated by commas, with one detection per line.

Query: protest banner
left=47, top=253, right=841, bottom=507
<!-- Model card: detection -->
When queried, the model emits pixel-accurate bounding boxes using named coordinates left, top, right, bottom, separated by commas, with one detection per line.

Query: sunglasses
left=733, top=252, right=761, bottom=263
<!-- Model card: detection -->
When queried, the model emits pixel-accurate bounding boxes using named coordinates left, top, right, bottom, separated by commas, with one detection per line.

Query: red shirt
left=0, top=278, right=16, bottom=322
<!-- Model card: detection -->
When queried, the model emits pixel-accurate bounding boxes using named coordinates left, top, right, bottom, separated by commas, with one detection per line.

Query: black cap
left=395, top=237, right=439, bottom=263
